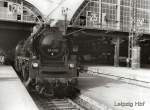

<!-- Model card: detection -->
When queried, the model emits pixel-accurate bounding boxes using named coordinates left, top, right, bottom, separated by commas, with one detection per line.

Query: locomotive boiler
left=15, top=24, right=78, bottom=94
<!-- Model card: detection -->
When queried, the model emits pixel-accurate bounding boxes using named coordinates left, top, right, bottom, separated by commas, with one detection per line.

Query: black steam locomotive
left=15, top=24, right=78, bottom=94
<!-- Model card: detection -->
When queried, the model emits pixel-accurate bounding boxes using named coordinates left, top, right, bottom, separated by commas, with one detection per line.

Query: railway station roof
left=25, top=0, right=84, bottom=24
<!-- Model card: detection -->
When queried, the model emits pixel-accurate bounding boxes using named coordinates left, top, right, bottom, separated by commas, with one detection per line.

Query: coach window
left=17, top=15, right=21, bottom=20
left=4, top=2, right=8, bottom=7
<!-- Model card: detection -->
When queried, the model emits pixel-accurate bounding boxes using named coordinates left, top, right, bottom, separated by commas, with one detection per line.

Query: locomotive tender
left=15, top=24, right=78, bottom=92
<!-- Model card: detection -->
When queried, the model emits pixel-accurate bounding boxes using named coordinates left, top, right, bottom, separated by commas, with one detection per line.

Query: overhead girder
left=23, top=1, right=44, bottom=21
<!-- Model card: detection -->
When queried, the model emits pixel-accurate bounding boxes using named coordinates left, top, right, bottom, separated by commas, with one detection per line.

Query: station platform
left=84, top=66, right=150, bottom=87
left=78, top=72, right=150, bottom=110
left=0, top=65, right=38, bottom=110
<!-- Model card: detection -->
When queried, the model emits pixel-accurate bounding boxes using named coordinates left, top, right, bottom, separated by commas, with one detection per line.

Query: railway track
left=31, top=92, right=85, bottom=110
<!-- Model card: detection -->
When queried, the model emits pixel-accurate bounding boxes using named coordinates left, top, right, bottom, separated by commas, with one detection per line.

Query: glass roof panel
left=26, top=0, right=59, bottom=17
left=25, top=0, right=84, bottom=21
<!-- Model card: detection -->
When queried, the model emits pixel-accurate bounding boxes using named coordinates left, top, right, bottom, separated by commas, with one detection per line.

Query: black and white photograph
left=0, top=0, right=150, bottom=110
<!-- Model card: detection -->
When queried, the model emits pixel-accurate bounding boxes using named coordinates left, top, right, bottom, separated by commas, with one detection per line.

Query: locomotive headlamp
left=32, top=62, right=39, bottom=68
left=32, top=56, right=37, bottom=59
left=69, top=63, right=75, bottom=69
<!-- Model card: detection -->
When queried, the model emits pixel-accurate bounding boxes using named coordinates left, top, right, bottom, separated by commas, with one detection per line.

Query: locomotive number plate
left=48, top=48, right=59, bottom=53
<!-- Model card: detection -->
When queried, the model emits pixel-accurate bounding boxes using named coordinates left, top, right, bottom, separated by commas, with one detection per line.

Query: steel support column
left=114, top=36, right=120, bottom=67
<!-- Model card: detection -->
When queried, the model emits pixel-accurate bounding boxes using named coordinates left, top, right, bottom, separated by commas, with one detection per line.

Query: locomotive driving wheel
left=22, top=66, right=31, bottom=88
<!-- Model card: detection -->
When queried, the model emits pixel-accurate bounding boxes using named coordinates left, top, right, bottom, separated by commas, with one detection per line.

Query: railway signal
left=128, top=0, right=144, bottom=69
